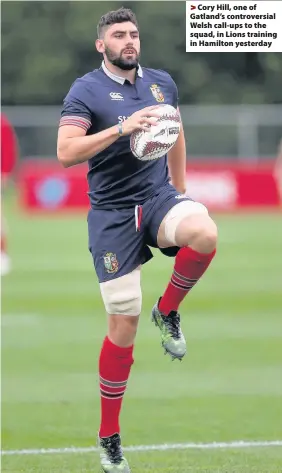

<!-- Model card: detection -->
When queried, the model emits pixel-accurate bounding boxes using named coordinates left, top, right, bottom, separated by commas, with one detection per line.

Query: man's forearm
left=57, top=125, right=120, bottom=168
left=167, top=124, right=187, bottom=194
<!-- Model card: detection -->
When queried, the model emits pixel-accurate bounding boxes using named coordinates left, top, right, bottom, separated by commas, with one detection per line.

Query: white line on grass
left=2, top=440, right=282, bottom=456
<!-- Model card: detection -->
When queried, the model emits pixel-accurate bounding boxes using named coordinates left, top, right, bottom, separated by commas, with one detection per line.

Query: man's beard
left=105, top=46, right=140, bottom=71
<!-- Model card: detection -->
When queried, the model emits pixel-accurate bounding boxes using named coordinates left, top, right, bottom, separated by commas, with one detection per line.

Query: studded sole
left=163, top=343, right=185, bottom=361
left=152, top=310, right=186, bottom=361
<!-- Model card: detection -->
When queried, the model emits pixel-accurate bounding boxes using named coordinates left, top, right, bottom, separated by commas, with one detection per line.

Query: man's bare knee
left=176, top=215, right=218, bottom=252
left=161, top=200, right=214, bottom=251
left=108, top=314, right=139, bottom=347
left=100, top=268, right=142, bottom=347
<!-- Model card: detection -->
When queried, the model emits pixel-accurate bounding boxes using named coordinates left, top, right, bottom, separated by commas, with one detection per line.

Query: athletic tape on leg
left=100, top=267, right=142, bottom=316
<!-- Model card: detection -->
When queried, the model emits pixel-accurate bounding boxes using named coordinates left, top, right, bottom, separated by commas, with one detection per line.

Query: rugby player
left=1, top=113, right=18, bottom=276
left=57, top=8, right=217, bottom=472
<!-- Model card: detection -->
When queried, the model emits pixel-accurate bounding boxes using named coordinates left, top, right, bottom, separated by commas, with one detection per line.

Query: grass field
left=2, top=195, right=282, bottom=472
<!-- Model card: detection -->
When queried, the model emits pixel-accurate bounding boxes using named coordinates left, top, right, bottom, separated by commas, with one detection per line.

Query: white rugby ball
left=130, top=104, right=181, bottom=161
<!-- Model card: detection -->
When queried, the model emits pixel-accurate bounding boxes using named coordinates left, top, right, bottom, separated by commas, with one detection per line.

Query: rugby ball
left=130, top=104, right=181, bottom=161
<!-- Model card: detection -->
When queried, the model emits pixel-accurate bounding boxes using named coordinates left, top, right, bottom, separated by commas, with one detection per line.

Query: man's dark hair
left=97, top=7, right=138, bottom=38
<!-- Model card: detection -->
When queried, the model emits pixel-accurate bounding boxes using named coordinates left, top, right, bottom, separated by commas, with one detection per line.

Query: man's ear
left=96, top=39, right=105, bottom=54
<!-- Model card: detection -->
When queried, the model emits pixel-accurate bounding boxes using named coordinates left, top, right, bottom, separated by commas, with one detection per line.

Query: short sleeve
left=160, top=70, right=179, bottom=109
left=59, top=81, right=92, bottom=132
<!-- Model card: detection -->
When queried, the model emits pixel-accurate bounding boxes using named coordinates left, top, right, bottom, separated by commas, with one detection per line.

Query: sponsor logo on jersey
left=109, top=92, right=124, bottom=101
left=150, top=84, right=164, bottom=103
left=103, top=252, right=119, bottom=274
left=118, top=115, right=130, bottom=123
left=175, top=194, right=188, bottom=199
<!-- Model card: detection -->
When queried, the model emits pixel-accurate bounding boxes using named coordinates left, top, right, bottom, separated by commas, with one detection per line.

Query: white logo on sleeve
left=110, top=92, right=124, bottom=101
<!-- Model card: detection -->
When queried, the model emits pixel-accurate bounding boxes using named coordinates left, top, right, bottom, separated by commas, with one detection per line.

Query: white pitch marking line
left=2, top=440, right=282, bottom=456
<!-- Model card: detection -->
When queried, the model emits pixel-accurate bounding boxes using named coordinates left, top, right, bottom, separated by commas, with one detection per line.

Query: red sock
left=99, top=336, right=134, bottom=438
left=159, top=246, right=216, bottom=315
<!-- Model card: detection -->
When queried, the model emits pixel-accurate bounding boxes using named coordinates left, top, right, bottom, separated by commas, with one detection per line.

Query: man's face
left=97, top=21, right=140, bottom=70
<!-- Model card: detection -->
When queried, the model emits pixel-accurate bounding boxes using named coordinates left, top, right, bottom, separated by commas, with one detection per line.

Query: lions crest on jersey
left=150, top=84, right=164, bottom=103
left=103, top=252, right=119, bottom=274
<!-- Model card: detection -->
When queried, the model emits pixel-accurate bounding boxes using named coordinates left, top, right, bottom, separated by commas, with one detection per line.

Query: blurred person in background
left=57, top=7, right=217, bottom=473
left=274, top=138, right=282, bottom=204
left=1, top=113, right=18, bottom=276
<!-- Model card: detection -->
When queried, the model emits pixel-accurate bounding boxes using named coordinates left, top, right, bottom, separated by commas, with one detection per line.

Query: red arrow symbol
left=191, top=5, right=196, bottom=10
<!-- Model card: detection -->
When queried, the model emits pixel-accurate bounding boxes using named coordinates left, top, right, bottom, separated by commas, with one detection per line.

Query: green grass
left=2, top=195, right=282, bottom=472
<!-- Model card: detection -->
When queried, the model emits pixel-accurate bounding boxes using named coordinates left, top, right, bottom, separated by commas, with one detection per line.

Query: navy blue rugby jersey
left=60, top=61, right=179, bottom=209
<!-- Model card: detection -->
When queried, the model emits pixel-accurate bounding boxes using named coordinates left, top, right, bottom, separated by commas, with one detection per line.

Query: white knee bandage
left=100, top=267, right=142, bottom=316
left=164, top=200, right=208, bottom=246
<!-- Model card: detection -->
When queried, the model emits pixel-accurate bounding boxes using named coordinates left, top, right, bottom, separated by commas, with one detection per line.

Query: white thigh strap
left=100, top=267, right=142, bottom=316
left=164, top=200, right=208, bottom=246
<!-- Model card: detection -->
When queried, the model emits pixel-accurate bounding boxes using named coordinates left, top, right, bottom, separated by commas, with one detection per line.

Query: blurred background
left=2, top=1, right=282, bottom=159
left=1, top=2, right=282, bottom=472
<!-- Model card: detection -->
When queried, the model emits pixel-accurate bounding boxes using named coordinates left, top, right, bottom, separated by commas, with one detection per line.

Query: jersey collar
left=101, top=60, right=143, bottom=84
